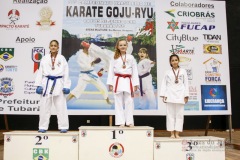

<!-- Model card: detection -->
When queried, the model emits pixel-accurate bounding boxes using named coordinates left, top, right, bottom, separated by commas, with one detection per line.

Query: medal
left=172, top=67, right=180, bottom=84
left=120, top=53, right=126, bottom=69
left=51, top=54, right=56, bottom=70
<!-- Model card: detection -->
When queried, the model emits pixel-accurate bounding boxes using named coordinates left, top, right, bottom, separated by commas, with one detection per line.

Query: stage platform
left=1, top=128, right=236, bottom=160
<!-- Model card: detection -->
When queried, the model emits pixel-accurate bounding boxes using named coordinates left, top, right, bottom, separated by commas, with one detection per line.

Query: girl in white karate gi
left=137, top=48, right=156, bottom=109
left=107, top=39, right=139, bottom=127
left=35, top=40, right=71, bottom=133
left=160, top=54, right=189, bottom=138
left=67, top=41, right=111, bottom=104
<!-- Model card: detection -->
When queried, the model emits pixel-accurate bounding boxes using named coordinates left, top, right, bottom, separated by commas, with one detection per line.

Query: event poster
left=0, top=0, right=231, bottom=115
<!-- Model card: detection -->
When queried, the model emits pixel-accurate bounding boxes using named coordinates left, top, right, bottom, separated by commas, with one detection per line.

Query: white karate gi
left=137, top=59, right=156, bottom=109
left=107, top=54, right=139, bottom=125
left=71, top=50, right=108, bottom=99
left=160, top=68, right=189, bottom=132
left=35, top=53, right=71, bottom=130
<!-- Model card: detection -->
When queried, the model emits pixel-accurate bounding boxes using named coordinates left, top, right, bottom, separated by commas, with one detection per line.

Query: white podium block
left=3, top=131, right=79, bottom=160
left=79, top=126, right=154, bottom=160
left=154, top=136, right=225, bottom=160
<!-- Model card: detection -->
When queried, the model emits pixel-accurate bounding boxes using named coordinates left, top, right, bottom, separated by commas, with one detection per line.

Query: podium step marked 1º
left=78, top=126, right=154, bottom=160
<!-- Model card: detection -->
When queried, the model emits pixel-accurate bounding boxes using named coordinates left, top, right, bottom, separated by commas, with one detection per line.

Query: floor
left=0, top=130, right=239, bottom=160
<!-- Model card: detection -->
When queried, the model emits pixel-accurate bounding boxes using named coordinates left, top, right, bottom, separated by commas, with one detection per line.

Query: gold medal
left=175, top=80, right=178, bottom=84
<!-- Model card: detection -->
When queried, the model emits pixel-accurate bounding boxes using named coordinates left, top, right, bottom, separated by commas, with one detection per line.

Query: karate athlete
left=107, top=39, right=139, bottom=127
left=67, top=41, right=111, bottom=104
left=160, top=54, right=189, bottom=138
left=137, top=48, right=156, bottom=109
left=35, top=40, right=71, bottom=133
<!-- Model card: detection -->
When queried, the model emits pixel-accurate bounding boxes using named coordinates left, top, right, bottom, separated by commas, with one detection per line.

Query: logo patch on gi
left=0, top=48, right=14, bottom=61
left=109, top=142, right=124, bottom=158
left=0, top=77, right=14, bottom=97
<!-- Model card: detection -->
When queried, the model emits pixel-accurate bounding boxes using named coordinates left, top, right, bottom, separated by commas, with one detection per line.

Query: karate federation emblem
left=109, top=142, right=124, bottom=158
left=32, top=47, right=45, bottom=73
left=36, top=7, right=55, bottom=30
left=0, top=48, right=14, bottom=61
left=167, top=19, right=179, bottom=32
left=33, top=148, right=49, bottom=160
left=0, top=77, right=14, bottom=98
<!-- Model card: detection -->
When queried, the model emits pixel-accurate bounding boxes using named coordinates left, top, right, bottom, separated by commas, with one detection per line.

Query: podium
left=78, top=126, right=154, bottom=160
left=3, top=131, right=79, bottom=160
left=154, top=136, right=225, bottom=160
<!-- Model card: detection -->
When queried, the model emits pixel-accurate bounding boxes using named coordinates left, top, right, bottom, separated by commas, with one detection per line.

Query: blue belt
left=139, top=72, right=150, bottom=96
left=43, top=76, right=63, bottom=97
left=81, top=70, right=98, bottom=80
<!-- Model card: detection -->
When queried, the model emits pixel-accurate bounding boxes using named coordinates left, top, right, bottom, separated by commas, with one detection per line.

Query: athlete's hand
left=109, top=85, right=113, bottom=91
left=36, top=86, right=43, bottom=94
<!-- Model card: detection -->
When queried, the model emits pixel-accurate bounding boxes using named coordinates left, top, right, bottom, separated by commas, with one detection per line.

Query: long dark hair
left=169, top=54, right=179, bottom=67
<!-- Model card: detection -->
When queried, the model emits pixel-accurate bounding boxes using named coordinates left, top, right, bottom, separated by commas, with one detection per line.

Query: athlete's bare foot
left=127, top=124, right=134, bottom=127
left=119, top=124, right=125, bottom=128
left=175, top=131, right=180, bottom=138
left=170, top=131, right=175, bottom=138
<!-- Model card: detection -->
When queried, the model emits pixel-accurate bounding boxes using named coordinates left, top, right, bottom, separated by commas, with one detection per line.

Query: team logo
left=170, top=45, right=195, bottom=55
left=32, top=47, right=45, bottom=73
left=0, top=65, right=4, bottom=72
left=81, top=130, right=87, bottom=137
left=109, top=142, right=124, bottom=158
left=0, top=48, right=14, bottom=61
left=33, top=148, right=49, bottom=160
left=186, top=153, right=194, bottom=160
left=203, top=57, right=222, bottom=83
left=0, top=77, right=14, bottom=98
left=36, top=7, right=55, bottom=30
left=8, top=9, right=20, bottom=24
left=203, top=44, right=222, bottom=54
left=167, top=19, right=179, bottom=32
left=165, top=9, right=176, bottom=17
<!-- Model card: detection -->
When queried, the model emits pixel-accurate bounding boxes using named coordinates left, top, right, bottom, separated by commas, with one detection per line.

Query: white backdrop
left=0, top=0, right=231, bottom=115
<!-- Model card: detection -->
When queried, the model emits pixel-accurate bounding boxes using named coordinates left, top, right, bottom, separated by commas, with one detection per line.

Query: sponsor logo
left=166, top=34, right=198, bottom=43
left=0, top=10, right=30, bottom=29
left=36, top=7, right=55, bottom=30
left=201, top=85, right=227, bottom=110
left=189, top=86, right=197, bottom=100
left=203, top=44, right=222, bottom=54
left=0, top=77, right=14, bottom=98
left=186, top=153, right=194, bottom=160
left=203, top=57, right=222, bottom=83
left=165, top=9, right=176, bottom=17
left=203, top=34, right=221, bottom=43
left=0, top=65, right=4, bottom=72
left=178, top=11, right=215, bottom=18
left=16, top=37, right=35, bottom=43
left=170, top=45, right=195, bottom=55
left=181, top=22, right=215, bottom=31
left=109, top=142, right=124, bottom=158
left=5, top=65, right=18, bottom=72
left=32, top=47, right=45, bottom=72
left=13, top=0, right=48, bottom=4
left=167, top=19, right=179, bottom=32
left=33, top=148, right=49, bottom=160
left=170, top=1, right=214, bottom=9
left=0, top=48, right=14, bottom=61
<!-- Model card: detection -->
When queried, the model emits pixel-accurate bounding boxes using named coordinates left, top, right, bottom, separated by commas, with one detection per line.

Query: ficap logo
left=167, top=19, right=179, bottom=32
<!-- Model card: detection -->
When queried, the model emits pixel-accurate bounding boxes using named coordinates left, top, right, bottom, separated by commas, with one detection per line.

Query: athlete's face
left=138, top=51, right=148, bottom=60
left=170, top=56, right=179, bottom=68
left=117, top=40, right=128, bottom=53
left=49, top=41, right=59, bottom=53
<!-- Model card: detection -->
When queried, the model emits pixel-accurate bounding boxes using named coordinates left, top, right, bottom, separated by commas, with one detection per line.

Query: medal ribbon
left=172, top=68, right=180, bottom=83
left=120, top=53, right=126, bottom=68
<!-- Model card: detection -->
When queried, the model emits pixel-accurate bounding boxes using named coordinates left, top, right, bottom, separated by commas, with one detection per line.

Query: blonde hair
left=114, top=39, right=127, bottom=59
left=139, top=48, right=149, bottom=59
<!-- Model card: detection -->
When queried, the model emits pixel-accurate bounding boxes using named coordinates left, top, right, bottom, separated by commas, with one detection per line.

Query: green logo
left=33, top=148, right=49, bottom=160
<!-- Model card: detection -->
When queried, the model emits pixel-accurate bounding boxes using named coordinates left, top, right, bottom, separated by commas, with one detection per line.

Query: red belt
left=114, top=73, right=134, bottom=97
